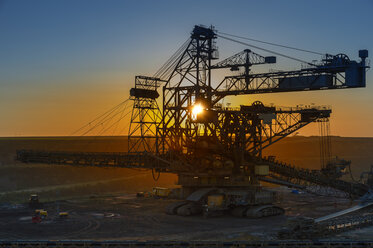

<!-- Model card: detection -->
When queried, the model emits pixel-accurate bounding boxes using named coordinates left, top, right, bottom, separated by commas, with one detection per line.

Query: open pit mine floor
left=0, top=187, right=370, bottom=241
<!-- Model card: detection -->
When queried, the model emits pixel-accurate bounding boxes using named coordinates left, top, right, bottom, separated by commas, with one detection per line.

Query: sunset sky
left=0, top=0, right=372, bottom=137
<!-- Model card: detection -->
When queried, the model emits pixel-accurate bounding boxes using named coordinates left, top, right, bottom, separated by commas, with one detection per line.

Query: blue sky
left=0, top=0, right=372, bottom=136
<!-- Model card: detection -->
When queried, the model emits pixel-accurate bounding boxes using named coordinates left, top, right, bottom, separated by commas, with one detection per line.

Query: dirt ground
left=0, top=188, right=359, bottom=241
left=0, top=136, right=373, bottom=240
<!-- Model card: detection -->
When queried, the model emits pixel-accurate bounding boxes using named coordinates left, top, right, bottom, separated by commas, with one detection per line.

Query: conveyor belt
left=17, top=149, right=369, bottom=198
left=259, top=156, right=369, bottom=197
left=315, top=202, right=373, bottom=223
left=16, top=150, right=170, bottom=170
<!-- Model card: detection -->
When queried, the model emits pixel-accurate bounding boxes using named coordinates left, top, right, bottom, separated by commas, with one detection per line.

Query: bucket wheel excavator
left=17, top=25, right=370, bottom=218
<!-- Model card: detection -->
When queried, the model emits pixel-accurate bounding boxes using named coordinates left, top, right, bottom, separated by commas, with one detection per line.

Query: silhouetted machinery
left=28, top=194, right=42, bottom=209
left=17, top=25, right=370, bottom=217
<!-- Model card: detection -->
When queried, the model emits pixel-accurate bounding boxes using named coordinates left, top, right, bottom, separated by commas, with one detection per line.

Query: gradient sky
left=0, top=0, right=372, bottom=137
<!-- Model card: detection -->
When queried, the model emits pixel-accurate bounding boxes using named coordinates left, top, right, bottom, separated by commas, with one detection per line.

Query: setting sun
left=191, top=103, right=204, bottom=120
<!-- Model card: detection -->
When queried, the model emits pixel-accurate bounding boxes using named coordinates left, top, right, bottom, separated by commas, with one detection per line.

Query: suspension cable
left=95, top=109, right=133, bottom=137
left=72, top=99, right=131, bottom=137
left=110, top=100, right=129, bottom=135
left=218, top=34, right=316, bottom=66
left=160, top=41, right=191, bottom=79
left=218, top=31, right=325, bottom=56
left=80, top=103, right=130, bottom=136
left=70, top=98, right=129, bottom=136
left=154, top=38, right=191, bottom=80
left=152, top=168, right=160, bottom=181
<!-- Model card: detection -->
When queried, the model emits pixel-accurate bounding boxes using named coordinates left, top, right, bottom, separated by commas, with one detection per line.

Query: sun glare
left=191, top=103, right=204, bottom=120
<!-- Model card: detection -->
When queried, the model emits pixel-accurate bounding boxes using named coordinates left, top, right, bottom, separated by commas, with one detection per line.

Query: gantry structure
left=17, top=25, right=369, bottom=197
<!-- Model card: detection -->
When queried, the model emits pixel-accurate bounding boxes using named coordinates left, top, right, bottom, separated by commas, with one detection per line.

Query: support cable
left=218, top=31, right=325, bottom=56
left=72, top=39, right=187, bottom=136
left=158, top=41, right=191, bottom=80
left=70, top=98, right=129, bottom=136
left=95, top=109, right=133, bottom=137
left=80, top=103, right=130, bottom=136
left=218, top=34, right=316, bottom=66
left=152, top=168, right=160, bottom=181
left=104, top=100, right=130, bottom=151
left=154, top=38, right=191, bottom=80
left=81, top=103, right=133, bottom=151
left=348, top=162, right=361, bottom=183
left=110, top=100, right=129, bottom=136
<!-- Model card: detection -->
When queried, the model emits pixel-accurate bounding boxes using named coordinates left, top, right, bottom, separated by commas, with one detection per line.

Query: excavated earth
left=1, top=136, right=373, bottom=240
left=0, top=188, right=364, bottom=241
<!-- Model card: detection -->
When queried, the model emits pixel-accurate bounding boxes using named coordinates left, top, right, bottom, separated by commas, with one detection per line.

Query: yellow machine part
left=40, top=210, right=48, bottom=217
left=153, top=187, right=171, bottom=197
left=207, top=194, right=224, bottom=207
left=34, top=209, right=43, bottom=214
left=59, top=212, right=69, bottom=217
left=255, top=165, right=269, bottom=176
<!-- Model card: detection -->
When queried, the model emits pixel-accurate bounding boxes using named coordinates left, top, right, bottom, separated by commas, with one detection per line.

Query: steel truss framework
left=258, top=156, right=368, bottom=197
left=156, top=26, right=344, bottom=178
left=214, top=68, right=355, bottom=100
left=128, top=76, right=165, bottom=153
left=160, top=26, right=218, bottom=155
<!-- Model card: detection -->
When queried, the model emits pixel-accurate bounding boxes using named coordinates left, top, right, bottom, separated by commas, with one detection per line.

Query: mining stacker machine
left=17, top=25, right=370, bottom=218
